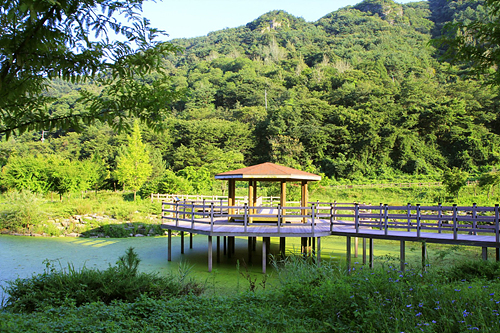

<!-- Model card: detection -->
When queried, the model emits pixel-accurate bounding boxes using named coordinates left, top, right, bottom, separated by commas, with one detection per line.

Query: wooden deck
left=161, top=201, right=500, bottom=272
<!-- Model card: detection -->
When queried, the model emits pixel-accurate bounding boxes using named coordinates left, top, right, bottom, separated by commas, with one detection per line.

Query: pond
left=1, top=233, right=477, bottom=302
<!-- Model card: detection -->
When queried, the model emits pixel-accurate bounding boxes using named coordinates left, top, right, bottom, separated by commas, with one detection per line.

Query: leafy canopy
left=0, top=0, right=183, bottom=137
left=437, top=0, right=500, bottom=86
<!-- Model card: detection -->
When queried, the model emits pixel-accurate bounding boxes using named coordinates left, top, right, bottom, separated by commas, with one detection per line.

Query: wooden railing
left=161, top=201, right=500, bottom=243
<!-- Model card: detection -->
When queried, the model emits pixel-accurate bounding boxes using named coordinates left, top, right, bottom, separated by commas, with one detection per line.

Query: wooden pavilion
left=162, top=162, right=323, bottom=273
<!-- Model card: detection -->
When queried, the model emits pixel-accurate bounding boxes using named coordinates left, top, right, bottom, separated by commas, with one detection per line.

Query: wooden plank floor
left=161, top=218, right=500, bottom=247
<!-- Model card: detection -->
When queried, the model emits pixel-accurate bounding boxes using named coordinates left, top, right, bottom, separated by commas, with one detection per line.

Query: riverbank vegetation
left=1, top=250, right=499, bottom=332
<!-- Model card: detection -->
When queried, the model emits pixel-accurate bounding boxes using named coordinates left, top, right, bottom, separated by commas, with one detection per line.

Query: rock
left=84, top=216, right=93, bottom=221
left=31, top=233, right=43, bottom=237
left=56, top=226, right=65, bottom=231
left=134, top=234, right=145, bottom=237
left=61, top=221, right=70, bottom=227
left=67, top=232, right=80, bottom=237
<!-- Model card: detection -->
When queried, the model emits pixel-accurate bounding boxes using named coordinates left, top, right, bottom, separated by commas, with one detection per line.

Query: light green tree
left=116, top=121, right=153, bottom=200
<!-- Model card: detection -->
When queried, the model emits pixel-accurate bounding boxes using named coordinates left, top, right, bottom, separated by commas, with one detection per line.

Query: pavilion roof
left=214, top=162, right=321, bottom=182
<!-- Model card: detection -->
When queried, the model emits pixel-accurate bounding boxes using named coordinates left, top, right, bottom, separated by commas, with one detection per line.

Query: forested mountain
left=1, top=0, right=498, bottom=194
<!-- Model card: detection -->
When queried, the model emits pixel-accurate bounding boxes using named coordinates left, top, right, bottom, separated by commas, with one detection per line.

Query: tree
left=478, top=170, right=500, bottom=199
left=442, top=167, right=469, bottom=199
left=0, top=0, right=184, bottom=137
left=437, top=0, right=500, bottom=86
left=116, top=121, right=152, bottom=200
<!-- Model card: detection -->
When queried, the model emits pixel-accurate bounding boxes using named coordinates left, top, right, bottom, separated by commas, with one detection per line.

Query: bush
left=0, top=190, right=44, bottom=231
left=2, top=247, right=204, bottom=313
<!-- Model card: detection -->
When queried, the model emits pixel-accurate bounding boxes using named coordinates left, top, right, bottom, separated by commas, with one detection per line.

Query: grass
left=1, top=254, right=499, bottom=332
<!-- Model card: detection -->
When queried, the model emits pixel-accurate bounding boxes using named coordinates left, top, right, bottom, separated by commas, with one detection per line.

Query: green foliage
left=0, top=191, right=44, bottom=231
left=116, top=121, right=153, bottom=200
left=442, top=260, right=500, bottom=282
left=0, top=0, right=184, bottom=137
left=2, top=257, right=500, bottom=332
left=436, top=0, right=500, bottom=86
left=2, top=248, right=204, bottom=314
left=442, top=167, right=469, bottom=198
left=479, top=170, right=500, bottom=198
left=2, top=0, right=500, bottom=190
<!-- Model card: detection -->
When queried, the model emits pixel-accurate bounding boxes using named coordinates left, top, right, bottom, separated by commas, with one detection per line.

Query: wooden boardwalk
left=161, top=201, right=500, bottom=272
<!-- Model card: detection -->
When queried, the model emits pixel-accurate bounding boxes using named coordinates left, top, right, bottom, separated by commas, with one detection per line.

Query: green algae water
left=1, top=234, right=484, bottom=302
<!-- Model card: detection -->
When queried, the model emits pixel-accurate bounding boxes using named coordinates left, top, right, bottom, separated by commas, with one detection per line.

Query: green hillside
left=1, top=0, right=498, bottom=193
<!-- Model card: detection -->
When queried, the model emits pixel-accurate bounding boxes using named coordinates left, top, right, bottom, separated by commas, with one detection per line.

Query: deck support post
left=223, top=236, right=227, bottom=255
left=208, top=236, right=213, bottom=272
left=262, top=237, right=269, bottom=274
left=497, top=248, right=499, bottom=262
left=354, top=237, right=359, bottom=258
left=400, top=241, right=406, bottom=272
left=312, top=237, right=316, bottom=256
left=227, top=237, right=231, bottom=259
left=253, top=237, right=257, bottom=251
left=317, top=237, right=321, bottom=266
left=180, top=231, right=184, bottom=254
left=482, top=247, right=488, bottom=261
left=167, top=229, right=172, bottom=261
left=362, top=238, right=367, bottom=265
left=422, top=242, right=427, bottom=272
left=346, top=236, right=352, bottom=274
left=190, top=233, right=193, bottom=249
left=280, top=237, right=286, bottom=259
left=369, top=238, right=374, bottom=269
left=217, top=236, right=220, bottom=263
left=248, top=237, right=252, bottom=264
left=232, top=236, right=236, bottom=254
left=301, top=237, right=307, bottom=256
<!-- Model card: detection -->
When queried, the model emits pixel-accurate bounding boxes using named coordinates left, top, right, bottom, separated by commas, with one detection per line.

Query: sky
left=142, top=0, right=422, bottom=41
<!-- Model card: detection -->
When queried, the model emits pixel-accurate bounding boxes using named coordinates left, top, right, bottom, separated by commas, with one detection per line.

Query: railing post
left=355, top=203, right=359, bottom=233
left=191, top=202, right=195, bottom=229
left=244, top=203, right=248, bottom=233
left=438, top=203, right=443, bottom=233
left=203, top=198, right=206, bottom=218
left=495, top=204, right=499, bottom=245
left=277, top=205, right=282, bottom=233
left=330, top=203, right=334, bottom=232
left=379, top=203, right=384, bottom=230
left=416, top=204, right=421, bottom=238
left=175, top=201, right=179, bottom=227
left=453, top=204, right=458, bottom=240
left=406, top=203, right=411, bottom=232
left=472, top=203, right=477, bottom=235
left=210, top=203, right=214, bottom=233
left=312, top=204, right=316, bottom=234
left=384, top=204, right=389, bottom=235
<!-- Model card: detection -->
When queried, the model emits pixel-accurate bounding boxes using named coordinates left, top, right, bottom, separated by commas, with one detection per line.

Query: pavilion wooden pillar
left=248, top=180, right=255, bottom=222
left=253, top=181, right=258, bottom=211
left=280, top=180, right=287, bottom=223
left=228, top=179, right=236, bottom=216
left=301, top=181, right=308, bottom=223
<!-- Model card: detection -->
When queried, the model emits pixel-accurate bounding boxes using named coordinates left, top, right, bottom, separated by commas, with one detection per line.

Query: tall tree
left=116, top=121, right=152, bottom=200
left=437, top=0, right=500, bottom=85
left=0, top=0, right=183, bottom=137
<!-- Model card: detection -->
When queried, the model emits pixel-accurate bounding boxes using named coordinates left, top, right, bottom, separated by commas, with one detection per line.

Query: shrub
left=2, top=247, right=204, bottom=313
left=0, top=190, right=44, bottom=231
